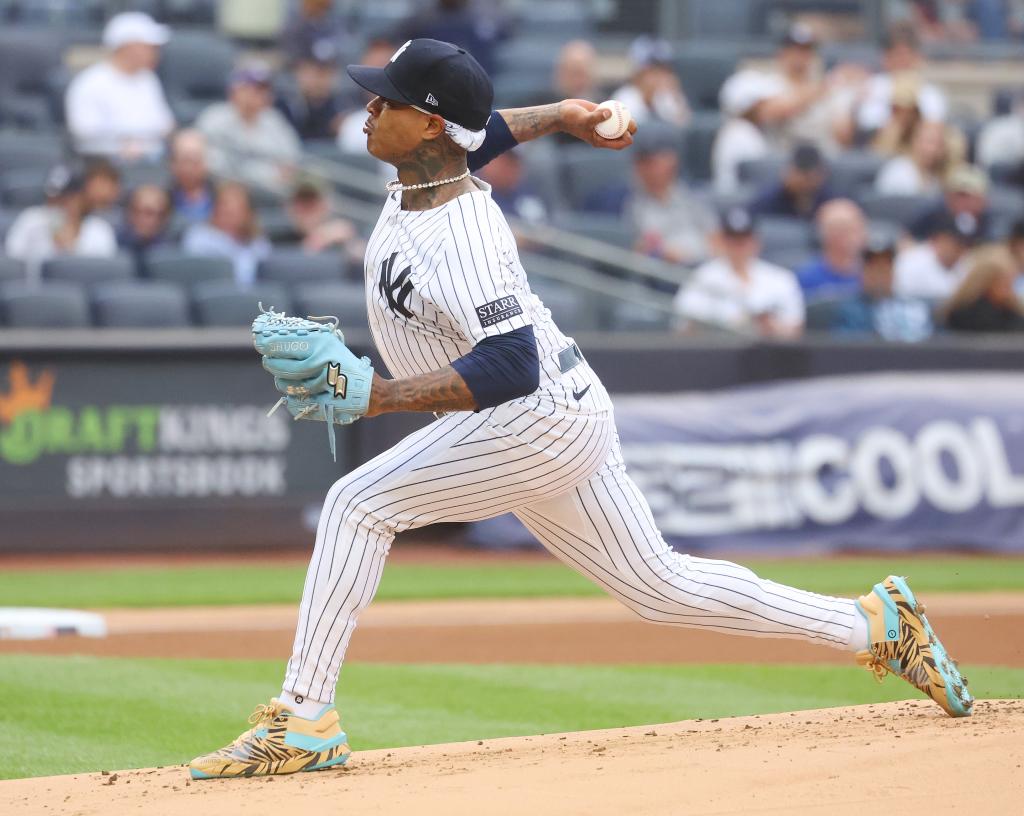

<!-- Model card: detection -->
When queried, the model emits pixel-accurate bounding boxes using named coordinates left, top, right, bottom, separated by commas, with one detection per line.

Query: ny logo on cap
left=425, top=93, right=438, bottom=106
left=390, top=40, right=412, bottom=63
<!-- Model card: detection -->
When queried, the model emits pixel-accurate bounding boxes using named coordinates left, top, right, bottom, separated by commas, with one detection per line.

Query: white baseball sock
left=279, top=690, right=330, bottom=719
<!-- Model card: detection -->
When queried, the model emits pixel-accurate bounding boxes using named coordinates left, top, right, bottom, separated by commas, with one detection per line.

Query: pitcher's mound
left=3, top=700, right=1021, bottom=816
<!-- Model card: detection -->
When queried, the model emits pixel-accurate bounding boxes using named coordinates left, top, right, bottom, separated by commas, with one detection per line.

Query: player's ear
left=422, top=114, right=446, bottom=141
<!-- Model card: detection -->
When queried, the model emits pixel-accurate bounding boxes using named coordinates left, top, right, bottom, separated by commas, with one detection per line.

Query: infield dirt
left=3, top=699, right=1021, bottom=816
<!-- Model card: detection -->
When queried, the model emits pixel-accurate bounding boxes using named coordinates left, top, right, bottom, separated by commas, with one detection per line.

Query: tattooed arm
left=365, top=368, right=476, bottom=416
left=499, top=98, right=637, bottom=150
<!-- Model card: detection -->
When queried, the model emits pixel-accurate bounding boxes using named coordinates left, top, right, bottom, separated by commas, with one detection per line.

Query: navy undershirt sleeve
left=451, top=324, right=540, bottom=410
left=468, top=111, right=518, bottom=173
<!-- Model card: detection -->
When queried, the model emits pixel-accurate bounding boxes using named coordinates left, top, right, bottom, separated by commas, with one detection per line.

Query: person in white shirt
left=196, top=62, right=303, bottom=194
left=673, top=206, right=805, bottom=337
left=976, top=94, right=1024, bottom=173
left=713, top=71, right=775, bottom=193
left=875, top=120, right=961, bottom=196
left=64, top=12, right=176, bottom=160
left=894, top=212, right=977, bottom=300
left=4, top=164, right=117, bottom=281
left=854, top=23, right=947, bottom=139
left=612, top=37, right=690, bottom=129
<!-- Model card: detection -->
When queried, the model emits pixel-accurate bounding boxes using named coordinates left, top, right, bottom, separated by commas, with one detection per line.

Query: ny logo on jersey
left=378, top=252, right=414, bottom=318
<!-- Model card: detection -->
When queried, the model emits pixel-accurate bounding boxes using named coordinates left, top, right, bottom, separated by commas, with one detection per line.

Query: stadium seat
left=41, top=255, right=136, bottom=287
left=157, top=0, right=217, bottom=26
left=0, top=167, right=50, bottom=207
left=494, top=38, right=560, bottom=77
left=610, top=300, right=672, bottom=332
left=117, top=161, right=171, bottom=191
left=158, top=31, right=236, bottom=109
left=492, top=72, right=549, bottom=109
left=674, top=45, right=741, bottom=112
left=192, top=280, right=291, bottom=327
left=858, top=193, right=938, bottom=230
left=143, top=251, right=234, bottom=287
left=756, top=216, right=815, bottom=254
left=0, top=281, right=90, bottom=327
left=560, top=144, right=634, bottom=210
left=528, top=277, right=593, bottom=333
left=828, top=151, right=884, bottom=198
left=737, top=156, right=786, bottom=189
left=0, top=254, right=25, bottom=283
left=688, top=0, right=758, bottom=38
left=0, top=29, right=66, bottom=104
left=551, top=212, right=635, bottom=250
left=258, top=250, right=348, bottom=284
left=91, top=281, right=190, bottom=328
left=291, top=281, right=369, bottom=331
left=679, top=111, right=721, bottom=183
left=805, top=298, right=843, bottom=332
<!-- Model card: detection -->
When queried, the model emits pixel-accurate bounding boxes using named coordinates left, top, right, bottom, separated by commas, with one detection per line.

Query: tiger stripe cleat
left=855, top=576, right=974, bottom=718
left=189, top=699, right=351, bottom=779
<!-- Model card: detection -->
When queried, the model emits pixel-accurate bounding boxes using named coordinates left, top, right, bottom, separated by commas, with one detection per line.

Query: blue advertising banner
left=613, top=373, right=1024, bottom=553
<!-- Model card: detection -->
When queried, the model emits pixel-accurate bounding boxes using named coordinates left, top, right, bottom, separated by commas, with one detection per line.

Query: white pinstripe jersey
left=363, top=179, right=582, bottom=394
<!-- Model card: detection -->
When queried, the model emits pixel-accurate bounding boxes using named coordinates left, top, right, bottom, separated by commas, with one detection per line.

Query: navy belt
left=557, top=343, right=584, bottom=374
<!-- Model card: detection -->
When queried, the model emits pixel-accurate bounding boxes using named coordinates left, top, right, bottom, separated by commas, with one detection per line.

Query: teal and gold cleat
left=855, top=576, right=973, bottom=718
left=189, top=699, right=351, bottom=779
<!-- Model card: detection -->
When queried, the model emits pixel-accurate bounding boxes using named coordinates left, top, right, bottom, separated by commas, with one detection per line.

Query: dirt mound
left=3, top=700, right=1021, bottom=816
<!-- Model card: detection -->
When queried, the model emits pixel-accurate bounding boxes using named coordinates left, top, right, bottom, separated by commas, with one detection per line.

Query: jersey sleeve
left=424, top=194, right=532, bottom=345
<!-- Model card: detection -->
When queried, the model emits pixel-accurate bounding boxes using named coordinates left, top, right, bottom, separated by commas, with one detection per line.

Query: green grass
left=0, top=654, right=1021, bottom=780
left=0, top=557, right=1021, bottom=609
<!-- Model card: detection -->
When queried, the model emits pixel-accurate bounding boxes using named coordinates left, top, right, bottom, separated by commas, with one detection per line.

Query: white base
left=0, top=607, right=108, bottom=640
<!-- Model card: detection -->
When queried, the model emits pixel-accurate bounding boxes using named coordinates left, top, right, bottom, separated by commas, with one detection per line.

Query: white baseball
left=594, top=100, right=630, bottom=140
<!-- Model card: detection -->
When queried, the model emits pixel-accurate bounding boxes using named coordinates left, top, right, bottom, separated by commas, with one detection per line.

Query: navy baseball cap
left=347, top=38, right=493, bottom=131
left=720, top=206, right=756, bottom=236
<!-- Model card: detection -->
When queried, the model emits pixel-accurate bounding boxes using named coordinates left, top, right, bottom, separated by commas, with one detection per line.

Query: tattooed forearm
left=498, top=103, right=562, bottom=143
left=365, top=368, right=478, bottom=416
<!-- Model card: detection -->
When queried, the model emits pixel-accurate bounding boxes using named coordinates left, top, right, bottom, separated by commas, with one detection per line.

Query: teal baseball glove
left=252, top=306, right=374, bottom=460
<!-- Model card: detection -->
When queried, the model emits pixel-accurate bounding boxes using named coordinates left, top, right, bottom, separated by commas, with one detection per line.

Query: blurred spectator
left=855, top=23, right=948, bottom=140
left=476, top=152, right=547, bottom=224
left=1008, top=218, right=1024, bottom=298
left=895, top=211, right=978, bottom=299
left=977, top=91, right=1024, bottom=173
left=169, top=129, right=215, bottom=225
left=285, top=174, right=361, bottom=258
left=554, top=41, right=599, bottom=101
left=183, top=182, right=271, bottom=286
left=197, top=62, right=302, bottom=193
left=751, top=143, right=836, bottom=219
left=723, top=24, right=864, bottom=157
left=875, top=120, right=962, bottom=196
left=831, top=233, right=934, bottom=341
left=944, top=246, right=1024, bottom=331
left=4, top=164, right=117, bottom=279
left=82, top=159, right=123, bottom=220
left=672, top=206, right=804, bottom=338
left=797, top=199, right=867, bottom=298
left=337, top=39, right=395, bottom=156
left=277, top=39, right=347, bottom=141
left=281, top=0, right=346, bottom=67
left=117, top=184, right=174, bottom=265
left=612, top=37, right=690, bottom=129
left=65, top=12, right=175, bottom=160
left=587, top=125, right=714, bottom=265
left=869, top=73, right=928, bottom=157
left=713, top=71, right=774, bottom=193
left=912, top=164, right=995, bottom=240
left=399, top=0, right=507, bottom=75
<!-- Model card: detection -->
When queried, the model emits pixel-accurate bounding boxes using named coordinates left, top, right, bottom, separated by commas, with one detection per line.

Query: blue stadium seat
left=738, top=156, right=786, bottom=189
left=41, top=254, right=136, bottom=287
left=559, top=144, right=634, bottom=210
left=158, top=31, right=237, bottom=109
left=829, top=151, right=884, bottom=198
left=258, top=250, right=348, bottom=284
left=0, top=281, right=90, bottom=327
left=0, top=254, right=26, bottom=283
left=858, top=193, right=938, bottom=230
left=528, top=277, right=594, bottom=333
left=675, top=45, right=741, bottom=112
left=143, top=250, right=235, bottom=287
left=91, top=281, right=190, bottom=328
left=805, top=297, right=843, bottom=332
left=679, top=111, right=722, bottom=183
left=192, top=280, right=291, bottom=327
left=291, top=281, right=369, bottom=331
left=757, top=216, right=816, bottom=255
left=551, top=212, right=636, bottom=250
left=610, top=300, right=672, bottom=332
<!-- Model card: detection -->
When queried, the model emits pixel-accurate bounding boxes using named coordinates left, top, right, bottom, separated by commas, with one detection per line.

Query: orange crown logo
left=0, top=361, right=56, bottom=424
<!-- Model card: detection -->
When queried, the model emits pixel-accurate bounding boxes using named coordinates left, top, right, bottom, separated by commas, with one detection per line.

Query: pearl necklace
left=385, top=169, right=470, bottom=193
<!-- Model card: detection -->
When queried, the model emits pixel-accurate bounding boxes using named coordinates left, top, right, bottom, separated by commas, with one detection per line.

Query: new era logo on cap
left=426, top=93, right=438, bottom=106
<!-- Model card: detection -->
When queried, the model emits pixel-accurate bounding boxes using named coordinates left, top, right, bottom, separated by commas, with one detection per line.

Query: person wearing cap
left=751, top=142, right=836, bottom=220
left=894, top=210, right=979, bottom=300
left=611, top=36, right=690, bottom=129
left=673, top=206, right=805, bottom=338
left=831, top=233, right=934, bottom=341
left=910, top=163, right=995, bottom=241
left=854, top=22, right=948, bottom=140
left=4, top=164, right=117, bottom=280
left=943, top=245, right=1024, bottom=333
left=285, top=175, right=361, bottom=258
left=64, top=11, right=176, bottom=160
left=281, top=0, right=347, bottom=68
left=196, top=61, right=302, bottom=193
left=277, top=38, right=348, bottom=141
left=796, top=199, right=868, bottom=299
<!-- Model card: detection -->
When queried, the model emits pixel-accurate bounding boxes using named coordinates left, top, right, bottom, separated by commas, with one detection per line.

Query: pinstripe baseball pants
left=283, top=386, right=859, bottom=702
